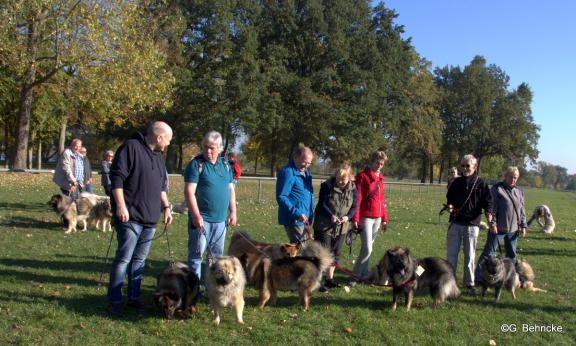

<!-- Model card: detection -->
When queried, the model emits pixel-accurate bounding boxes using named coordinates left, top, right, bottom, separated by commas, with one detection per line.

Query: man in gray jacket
left=475, top=166, right=527, bottom=281
left=53, top=138, right=82, bottom=199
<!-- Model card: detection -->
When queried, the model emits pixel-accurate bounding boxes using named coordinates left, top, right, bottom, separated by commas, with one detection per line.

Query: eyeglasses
left=461, top=164, right=471, bottom=168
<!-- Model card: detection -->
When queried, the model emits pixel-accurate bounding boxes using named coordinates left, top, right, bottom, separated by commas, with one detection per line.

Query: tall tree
left=434, top=56, right=539, bottom=172
left=1, top=0, right=173, bottom=169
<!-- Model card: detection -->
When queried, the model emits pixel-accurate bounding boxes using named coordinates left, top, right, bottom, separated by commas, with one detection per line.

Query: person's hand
left=381, top=221, right=387, bottom=231
left=116, top=205, right=129, bottom=223
left=331, top=215, right=339, bottom=224
left=520, top=227, right=526, bottom=239
left=70, top=184, right=77, bottom=193
left=299, top=214, right=308, bottom=224
left=164, top=208, right=173, bottom=225
left=228, top=210, right=237, bottom=227
left=192, top=215, right=204, bottom=231
left=489, top=224, right=498, bottom=234
left=352, top=221, right=358, bottom=230
left=340, top=216, right=349, bottom=224
left=86, top=178, right=92, bottom=185
left=448, top=204, right=454, bottom=213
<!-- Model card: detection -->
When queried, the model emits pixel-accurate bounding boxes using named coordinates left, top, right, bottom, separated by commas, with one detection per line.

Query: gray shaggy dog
left=478, top=256, right=520, bottom=303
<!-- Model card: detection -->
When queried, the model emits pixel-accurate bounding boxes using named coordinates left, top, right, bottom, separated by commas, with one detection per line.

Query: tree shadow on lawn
left=518, top=248, right=576, bottom=257
left=0, top=201, right=49, bottom=212
left=463, top=296, right=574, bottom=315
left=0, top=215, right=63, bottom=231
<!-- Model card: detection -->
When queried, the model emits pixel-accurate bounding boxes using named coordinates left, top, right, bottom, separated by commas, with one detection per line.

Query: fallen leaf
left=79, top=322, right=86, bottom=329
left=344, top=327, right=352, bottom=333
left=489, top=340, right=496, bottom=346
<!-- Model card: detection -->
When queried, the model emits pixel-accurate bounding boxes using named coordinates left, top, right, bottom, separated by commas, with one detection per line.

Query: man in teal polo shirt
left=184, top=131, right=237, bottom=281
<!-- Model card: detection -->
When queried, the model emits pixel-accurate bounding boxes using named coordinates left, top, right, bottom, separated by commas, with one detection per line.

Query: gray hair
left=461, top=154, right=477, bottom=167
left=104, top=150, right=114, bottom=158
left=504, top=166, right=520, bottom=177
left=202, top=131, right=223, bottom=153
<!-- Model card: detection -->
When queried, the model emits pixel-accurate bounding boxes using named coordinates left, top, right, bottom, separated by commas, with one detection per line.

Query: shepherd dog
left=48, top=193, right=111, bottom=233
left=246, top=241, right=333, bottom=311
left=154, top=262, right=200, bottom=319
left=478, top=256, right=520, bottom=303
left=206, top=256, right=246, bottom=325
left=515, top=259, right=547, bottom=293
left=369, top=247, right=460, bottom=311
left=86, top=194, right=112, bottom=232
left=228, top=230, right=300, bottom=262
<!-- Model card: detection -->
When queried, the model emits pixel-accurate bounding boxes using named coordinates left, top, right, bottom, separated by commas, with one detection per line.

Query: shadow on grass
left=0, top=215, right=62, bottom=231
left=518, top=248, right=576, bottom=257
left=0, top=201, right=50, bottom=212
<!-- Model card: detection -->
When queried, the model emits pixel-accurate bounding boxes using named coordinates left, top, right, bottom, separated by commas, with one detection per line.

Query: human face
left=80, top=148, right=87, bottom=156
left=450, top=168, right=459, bottom=177
left=71, top=141, right=82, bottom=154
left=203, top=142, right=220, bottom=163
left=460, top=160, right=476, bottom=177
left=505, top=172, right=519, bottom=187
left=294, top=153, right=313, bottom=172
left=155, top=132, right=172, bottom=152
left=335, top=174, right=350, bottom=189
left=105, top=153, right=113, bottom=162
left=371, top=159, right=385, bottom=173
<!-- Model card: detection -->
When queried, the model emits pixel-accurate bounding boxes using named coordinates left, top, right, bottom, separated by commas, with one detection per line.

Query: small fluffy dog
left=527, top=205, right=555, bottom=233
left=516, top=259, right=547, bottom=293
left=248, top=241, right=333, bottom=311
left=154, top=262, right=200, bottom=319
left=48, top=193, right=111, bottom=233
left=369, top=247, right=460, bottom=311
left=206, top=256, right=246, bottom=325
left=478, top=256, right=520, bottom=303
left=86, top=194, right=112, bottom=232
left=228, top=230, right=300, bottom=261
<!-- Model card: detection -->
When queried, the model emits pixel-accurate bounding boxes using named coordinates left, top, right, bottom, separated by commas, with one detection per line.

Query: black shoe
left=324, top=279, right=341, bottom=289
left=318, top=285, right=328, bottom=293
left=106, top=303, right=124, bottom=317
left=466, top=285, right=477, bottom=295
left=126, top=299, right=149, bottom=311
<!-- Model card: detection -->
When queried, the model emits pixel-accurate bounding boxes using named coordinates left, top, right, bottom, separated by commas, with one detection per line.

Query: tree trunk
left=58, top=115, right=68, bottom=155
left=438, top=158, right=444, bottom=184
left=429, top=160, right=434, bottom=184
left=420, top=156, right=427, bottom=183
left=36, top=141, right=42, bottom=170
left=254, top=156, right=258, bottom=174
left=13, top=15, right=40, bottom=170
left=177, top=142, right=183, bottom=171
left=3, top=123, right=10, bottom=168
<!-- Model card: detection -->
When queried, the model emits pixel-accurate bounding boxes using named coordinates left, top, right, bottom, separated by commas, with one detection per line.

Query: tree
left=434, top=56, right=539, bottom=173
left=1, top=0, right=174, bottom=169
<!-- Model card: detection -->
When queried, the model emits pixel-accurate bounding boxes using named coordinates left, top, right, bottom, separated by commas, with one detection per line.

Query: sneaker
left=324, top=279, right=341, bottom=289
left=126, top=299, right=149, bottom=311
left=106, top=303, right=124, bottom=317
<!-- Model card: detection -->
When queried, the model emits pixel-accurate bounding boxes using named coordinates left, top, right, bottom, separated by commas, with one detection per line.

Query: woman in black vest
left=313, top=164, right=358, bottom=290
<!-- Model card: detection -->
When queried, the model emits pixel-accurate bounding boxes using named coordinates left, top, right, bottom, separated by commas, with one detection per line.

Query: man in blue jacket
left=276, top=147, right=314, bottom=244
left=106, top=121, right=173, bottom=317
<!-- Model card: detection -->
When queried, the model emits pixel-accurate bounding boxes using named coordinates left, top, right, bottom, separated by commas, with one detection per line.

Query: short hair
left=450, top=166, right=459, bottom=173
left=104, top=150, right=114, bottom=158
left=334, top=163, right=353, bottom=181
left=461, top=154, right=477, bottom=167
left=293, top=146, right=313, bottom=159
left=147, top=121, right=172, bottom=138
left=70, top=138, right=82, bottom=147
left=370, top=150, right=387, bottom=163
left=202, top=131, right=223, bottom=153
left=504, top=166, right=520, bottom=177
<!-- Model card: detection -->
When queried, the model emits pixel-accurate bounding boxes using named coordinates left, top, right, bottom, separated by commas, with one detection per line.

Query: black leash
left=98, top=226, right=116, bottom=287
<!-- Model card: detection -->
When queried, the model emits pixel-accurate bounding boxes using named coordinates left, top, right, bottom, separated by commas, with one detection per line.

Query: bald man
left=106, top=121, right=174, bottom=317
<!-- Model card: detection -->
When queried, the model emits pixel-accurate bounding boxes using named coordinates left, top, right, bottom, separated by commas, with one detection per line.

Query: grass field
left=0, top=173, right=574, bottom=345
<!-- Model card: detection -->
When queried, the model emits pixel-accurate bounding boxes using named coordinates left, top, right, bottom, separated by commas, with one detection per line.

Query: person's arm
left=63, top=151, right=77, bottom=186
left=160, top=191, right=173, bottom=225
left=276, top=168, right=301, bottom=220
left=343, top=185, right=359, bottom=223
left=351, top=174, right=363, bottom=227
left=380, top=178, right=387, bottom=225
left=113, top=188, right=129, bottom=223
left=228, top=183, right=237, bottom=226
left=185, top=182, right=202, bottom=230
left=318, top=182, right=337, bottom=222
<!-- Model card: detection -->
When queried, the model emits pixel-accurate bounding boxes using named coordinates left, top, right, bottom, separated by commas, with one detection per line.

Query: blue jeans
left=187, top=219, right=226, bottom=281
left=475, top=231, right=519, bottom=283
left=107, top=222, right=156, bottom=303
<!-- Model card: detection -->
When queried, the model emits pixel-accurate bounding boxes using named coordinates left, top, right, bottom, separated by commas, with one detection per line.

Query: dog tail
left=300, top=241, right=334, bottom=272
left=443, top=278, right=461, bottom=299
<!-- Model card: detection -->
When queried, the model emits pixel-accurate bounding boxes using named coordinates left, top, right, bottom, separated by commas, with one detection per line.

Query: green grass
left=0, top=173, right=574, bottom=345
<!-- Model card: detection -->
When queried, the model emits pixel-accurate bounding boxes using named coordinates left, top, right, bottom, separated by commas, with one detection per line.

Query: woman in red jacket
left=350, top=151, right=388, bottom=283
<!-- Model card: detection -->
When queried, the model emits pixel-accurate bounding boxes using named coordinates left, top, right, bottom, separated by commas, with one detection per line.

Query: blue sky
left=380, top=0, right=576, bottom=174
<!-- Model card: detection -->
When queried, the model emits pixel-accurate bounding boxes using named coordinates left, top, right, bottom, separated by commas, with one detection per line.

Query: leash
left=335, top=264, right=371, bottom=284
left=233, top=228, right=272, bottom=259
left=97, top=225, right=116, bottom=287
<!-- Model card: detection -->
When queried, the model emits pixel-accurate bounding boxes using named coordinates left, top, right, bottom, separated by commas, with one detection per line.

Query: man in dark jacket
left=446, top=154, right=493, bottom=292
left=106, top=121, right=173, bottom=317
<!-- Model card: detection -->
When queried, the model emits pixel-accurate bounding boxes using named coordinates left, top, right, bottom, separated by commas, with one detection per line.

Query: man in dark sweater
left=106, top=121, right=173, bottom=317
left=446, top=154, right=493, bottom=293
